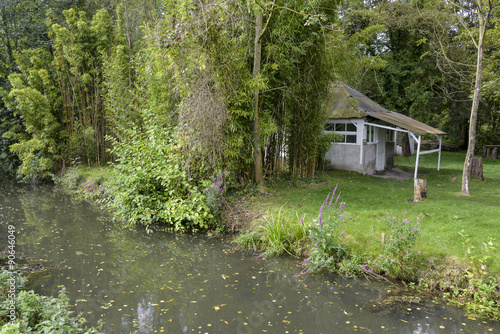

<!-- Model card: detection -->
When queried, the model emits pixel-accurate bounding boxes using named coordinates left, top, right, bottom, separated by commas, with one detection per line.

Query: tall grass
left=234, top=207, right=308, bottom=258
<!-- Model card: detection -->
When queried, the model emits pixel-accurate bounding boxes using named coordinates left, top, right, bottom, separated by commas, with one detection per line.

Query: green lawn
left=252, top=152, right=500, bottom=275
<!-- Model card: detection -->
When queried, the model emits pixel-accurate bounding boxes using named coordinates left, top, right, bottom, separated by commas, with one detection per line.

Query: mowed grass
left=253, top=152, right=500, bottom=275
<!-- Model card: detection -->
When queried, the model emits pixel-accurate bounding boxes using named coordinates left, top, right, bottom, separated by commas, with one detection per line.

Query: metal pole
left=414, top=134, right=421, bottom=179
left=437, top=135, right=442, bottom=171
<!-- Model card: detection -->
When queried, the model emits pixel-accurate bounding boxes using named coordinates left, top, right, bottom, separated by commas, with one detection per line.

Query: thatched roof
left=323, top=82, right=445, bottom=136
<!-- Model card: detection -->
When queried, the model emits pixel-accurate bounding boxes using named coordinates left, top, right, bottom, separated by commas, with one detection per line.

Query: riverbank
left=234, top=151, right=500, bottom=320
left=243, top=152, right=500, bottom=272
left=55, top=152, right=500, bottom=320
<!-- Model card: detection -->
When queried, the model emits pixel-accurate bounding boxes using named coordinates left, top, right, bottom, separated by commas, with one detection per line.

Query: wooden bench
left=482, top=145, right=499, bottom=159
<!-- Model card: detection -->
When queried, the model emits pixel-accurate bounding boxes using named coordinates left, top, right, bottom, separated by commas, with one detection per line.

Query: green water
left=1, top=179, right=498, bottom=333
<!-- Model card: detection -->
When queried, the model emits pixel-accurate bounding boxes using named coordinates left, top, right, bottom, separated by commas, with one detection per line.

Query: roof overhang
left=325, top=82, right=446, bottom=136
left=366, top=111, right=445, bottom=136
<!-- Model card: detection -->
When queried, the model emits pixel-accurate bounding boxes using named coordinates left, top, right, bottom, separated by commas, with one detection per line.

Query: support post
left=437, top=135, right=442, bottom=171
left=414, top=134, right=421, bottom=179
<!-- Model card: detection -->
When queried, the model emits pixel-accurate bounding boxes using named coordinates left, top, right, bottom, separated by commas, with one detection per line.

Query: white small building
left=323, top=82, right=445, bottom=178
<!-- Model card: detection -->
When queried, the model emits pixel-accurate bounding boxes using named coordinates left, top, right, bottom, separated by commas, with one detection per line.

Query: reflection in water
left=1, top=178, right=499, bottom=333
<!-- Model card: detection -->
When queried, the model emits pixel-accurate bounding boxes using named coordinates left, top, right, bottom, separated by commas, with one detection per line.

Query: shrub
left=0, top=270, right=101, bottom=333
left=443, top=232, right=499, bottom=320
left=379, top=213, right=421, bottom=280
left=304, top=186, right=347, bottom=272
left=105, top=125, right=213, bottom=232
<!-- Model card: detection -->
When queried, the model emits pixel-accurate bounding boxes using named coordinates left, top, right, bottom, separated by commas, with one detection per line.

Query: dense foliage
left=0, top=270, right=101, bottom=333
left=1, top=0, right=500, bottom=228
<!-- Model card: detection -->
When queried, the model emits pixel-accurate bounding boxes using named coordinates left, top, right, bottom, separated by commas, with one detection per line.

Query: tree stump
left=492, top=147, right=498, bottom=160
left=471, top=157, right=484, bottom=180
left=414, top=178, right=427, bottom=202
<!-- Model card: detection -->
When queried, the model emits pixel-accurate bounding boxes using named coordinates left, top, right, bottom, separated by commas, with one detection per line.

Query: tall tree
left=253, top=9, right=265, bottom=190
left=458, top=0, right=497, bottom=195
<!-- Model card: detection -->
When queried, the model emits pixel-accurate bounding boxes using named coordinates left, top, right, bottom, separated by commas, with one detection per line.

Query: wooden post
left=414, top=178, right=427, bottom=202
left=483, top=146, right=488, bottom=158
left=381, top=233, right=386, bottom=245
left=492, top=147, right=498, bottom=160
left=471, top=157, right=484, bottom=180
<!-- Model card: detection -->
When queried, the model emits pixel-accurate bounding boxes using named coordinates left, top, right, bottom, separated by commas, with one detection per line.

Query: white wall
left=325, top=142, right=377, bottom=175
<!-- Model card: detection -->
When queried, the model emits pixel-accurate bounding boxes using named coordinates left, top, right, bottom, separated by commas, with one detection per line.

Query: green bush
left=304, top=186, right=347, bottom=272
left=442, top=232, right=500, bottom=320
left=378, top=213, right=421, bottom=280
left=105, top=124, right=213, bottom=232
left=0, top=270, right=101, bottom=333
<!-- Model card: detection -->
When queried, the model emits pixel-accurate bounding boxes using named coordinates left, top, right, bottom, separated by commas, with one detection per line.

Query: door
left=376, top=128, right=386, bottom=171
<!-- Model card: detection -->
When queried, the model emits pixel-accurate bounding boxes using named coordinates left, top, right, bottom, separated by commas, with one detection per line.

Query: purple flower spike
left=325, top=194, right=330, bottom=204
left=335, top=192, right=341, bottom=203
left=319, top=203, right=324, bottom=214
left=315, top=242, right=318, bottom=248
left=339, top=214, right=345, bottom=222
left=300, top=216, right=304, bottom=227
left=319, top=214, right=322, bottom=227
left=341, top=230, right=345, bottom=236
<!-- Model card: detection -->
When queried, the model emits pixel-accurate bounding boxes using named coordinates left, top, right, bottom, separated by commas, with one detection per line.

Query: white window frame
left=324, top=120, right=358, bottom=145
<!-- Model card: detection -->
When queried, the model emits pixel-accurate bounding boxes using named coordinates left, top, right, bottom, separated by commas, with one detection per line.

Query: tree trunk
left=253, top=10, right=264, bottom=191
left=414, top=178, right=427, bottom=202
left=462, top=3, right=491, bottom=196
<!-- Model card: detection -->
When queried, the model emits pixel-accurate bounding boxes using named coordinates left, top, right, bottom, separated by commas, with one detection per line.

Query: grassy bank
left=245, top=152, right=499, bottom=273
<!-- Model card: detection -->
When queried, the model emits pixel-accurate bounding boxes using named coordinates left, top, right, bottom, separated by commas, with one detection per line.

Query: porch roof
left=324, top=82, right=446, bottom=136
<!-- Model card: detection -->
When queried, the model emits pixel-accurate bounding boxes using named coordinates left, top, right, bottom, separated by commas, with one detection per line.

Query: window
left=324, top=123, right=335, bottom=132
left=324, top=121, right=358, bottom=144
left=364, top=125, right=376, bottom=143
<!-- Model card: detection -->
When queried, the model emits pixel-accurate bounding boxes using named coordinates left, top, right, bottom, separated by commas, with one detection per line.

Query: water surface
left=1, top=179, right=498, bottom=333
